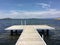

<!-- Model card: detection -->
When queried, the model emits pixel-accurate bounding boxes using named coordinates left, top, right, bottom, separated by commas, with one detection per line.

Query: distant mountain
left=1, top=18, right=12, bottom=20
left=0, top=18, right=55, bottom=20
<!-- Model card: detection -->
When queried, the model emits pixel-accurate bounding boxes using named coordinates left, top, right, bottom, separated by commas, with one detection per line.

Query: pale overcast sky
left=0, top=0, right=60, bottom=19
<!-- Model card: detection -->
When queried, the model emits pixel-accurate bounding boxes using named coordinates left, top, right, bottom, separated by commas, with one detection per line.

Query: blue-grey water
left=0, top=19, right=60, bottom=45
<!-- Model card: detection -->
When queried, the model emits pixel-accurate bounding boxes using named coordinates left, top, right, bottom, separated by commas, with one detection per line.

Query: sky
left=0, top=0, right=60, bottom=19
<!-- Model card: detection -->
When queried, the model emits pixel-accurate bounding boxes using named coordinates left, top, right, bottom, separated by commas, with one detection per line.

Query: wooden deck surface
left=5, top=25, right=55, bottom=30
left=5, top=25, right=55, bottom=45
left=15, top=26, right=46, bottom=45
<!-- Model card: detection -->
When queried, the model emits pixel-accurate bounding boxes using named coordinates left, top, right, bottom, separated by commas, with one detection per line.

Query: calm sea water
left=0, top=19, right=60, bottom=45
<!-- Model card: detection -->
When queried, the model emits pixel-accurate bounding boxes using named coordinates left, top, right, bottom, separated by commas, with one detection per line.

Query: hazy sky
left=0, top=0, right=60, bottom=19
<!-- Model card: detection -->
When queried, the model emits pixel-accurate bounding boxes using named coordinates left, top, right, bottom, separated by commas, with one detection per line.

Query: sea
left=0, top=19, right=60, bottom=45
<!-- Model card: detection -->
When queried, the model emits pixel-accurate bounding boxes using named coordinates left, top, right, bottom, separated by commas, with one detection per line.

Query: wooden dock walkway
left=5, top=25, right=55, bottom=45
left=15, top=26, right=46, bottom=45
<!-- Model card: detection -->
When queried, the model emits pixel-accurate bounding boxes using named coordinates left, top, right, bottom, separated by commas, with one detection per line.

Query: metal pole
left=21, top=20, right=23, bottom=25
left=42, top=35, right=44, bottom=39
left=24, top=20, right=26, bottom=25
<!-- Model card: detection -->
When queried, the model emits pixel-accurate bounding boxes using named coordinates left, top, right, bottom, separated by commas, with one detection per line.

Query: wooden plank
left=5, top=25, right=55, bottom=30
left=15, top=26, right=46, bottom=45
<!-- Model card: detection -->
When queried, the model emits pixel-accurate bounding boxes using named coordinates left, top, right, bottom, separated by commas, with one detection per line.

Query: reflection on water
left=0, top=33, right=19, bottom=45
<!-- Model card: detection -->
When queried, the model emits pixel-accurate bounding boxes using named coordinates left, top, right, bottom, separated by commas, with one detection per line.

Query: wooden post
left=46, top=29, right=49, bottom=36
left=11, top=30, right=13, bottom=35
left=42, top=30, right=45, bottom=35
left=15, top=30, right=18, bottom=35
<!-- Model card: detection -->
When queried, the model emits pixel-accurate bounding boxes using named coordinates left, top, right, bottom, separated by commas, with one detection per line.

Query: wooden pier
left=5, top=25, right=55, bottom=45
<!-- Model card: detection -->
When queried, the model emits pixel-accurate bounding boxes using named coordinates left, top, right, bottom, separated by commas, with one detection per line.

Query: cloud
left=36, top=3, right=50, bottom=9
left=0, top=9, right=60, bottom=19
